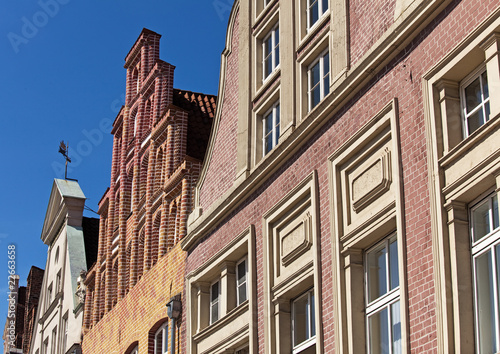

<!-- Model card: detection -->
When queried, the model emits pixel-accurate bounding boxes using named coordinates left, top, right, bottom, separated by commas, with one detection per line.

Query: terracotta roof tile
left=173, top=89, right=217, bottom=161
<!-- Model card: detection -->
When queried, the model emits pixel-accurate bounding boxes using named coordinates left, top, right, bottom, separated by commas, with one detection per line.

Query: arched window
left=154, top=322, right=169, bottom=354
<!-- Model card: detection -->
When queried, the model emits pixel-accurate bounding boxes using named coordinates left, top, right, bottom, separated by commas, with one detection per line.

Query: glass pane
left=211, top=282, right=219, bottom=301
left=391, top=301, right=402, bottom=354
left=309, top=0, right=319, bottom=26
left=367, top=243, right=388, bottom=303
left=163, top=327, right=168, bottom=353
left=322, top=0, right=329, bottom=12
left=155, top=330, right=163, bottom=354
left=265, top=134, right=273, bottom=155
left=324, top=73, right=330, bottom=97
left=389, top=238, right=399, bottom=290
left=275, top=105, right=280, bottom=145
left=482, top=71, right=489, bottom=99
left=473, top=199, right=492, bottom=242
left=485, top=101, right=491, bottom=122
left=264, top=53, right=273, bottom=78
left=465, top=77, right=482, bottom=114
left=238, top=283, right=247, bottom=303
left=294, top=295, right=308, bottom=346
left=475, top=250, right=496, bottom=353
left=310, top=291, right=316, bottom=337
left=467, top=109, right=484, bottom=135
left=238, top=261, right=246, bottom=284
left=211, top=302, right=218, bottom=322
left=323, top=53, right=330, bottom=76
left=494, top=195, right=499, bottom=230
left=310, top=62, right=320, bottom=88
left=369, top=307, right=390, bottom=354
left=275, top=44, right=279, bottom=67
left=265, top=111, right=273, bottom=135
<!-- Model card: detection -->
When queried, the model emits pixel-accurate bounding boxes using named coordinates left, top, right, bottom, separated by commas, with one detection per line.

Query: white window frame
left=471, top=192, right=500, bottom=353
left=307, top=0, right=329, bottom=31
left=364, top=234, right=401, bottom=354
left=236, top=257, right=248, bottom=305
left=460, top=65, right=490, bottom=137
left=210, top=280, right=221, bottom=324
left=130, top=346, right=139, bottom=354
left=262, top=24, right=280, bottom=82
left=292, top=289, right=316, bottom=353
left=51, top=327, right=57, bottom=354
left=307, top=49, right=330, bottom=112
left=60, top=314, right=68, bottom=354
left=154, top=322, right=169, bottom=354
left=262, top=101, right=280, bottom=156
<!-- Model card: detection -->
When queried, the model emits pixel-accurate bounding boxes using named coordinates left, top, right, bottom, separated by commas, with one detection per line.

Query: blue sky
left=0, top=1, right=232, bottom=348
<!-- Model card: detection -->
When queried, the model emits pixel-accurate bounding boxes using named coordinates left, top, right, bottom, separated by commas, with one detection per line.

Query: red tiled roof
left=173, top=89, right=217, bottom=161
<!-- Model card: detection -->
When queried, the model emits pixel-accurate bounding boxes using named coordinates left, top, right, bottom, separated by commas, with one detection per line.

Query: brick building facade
left=22, top=266, right=44, bottom=354
left=81, top=29, right=216, bottom=354
left=182, top=1, right=500, bottom=354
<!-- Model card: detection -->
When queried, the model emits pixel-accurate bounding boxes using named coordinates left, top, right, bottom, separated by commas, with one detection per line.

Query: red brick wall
left=349, top=0, right=397, bottom=66
left=188, top=0, right=498, bottom=352
left=198, top=11, right=240, bottom=211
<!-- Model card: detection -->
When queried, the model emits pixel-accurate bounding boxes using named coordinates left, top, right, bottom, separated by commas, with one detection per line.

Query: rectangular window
left=43, top=338, right=48, bottom=354
left=461, top=67, right=490, bottom=137
left=154, top=322, right=168, bottom=354
left=56, top=270, right=61, bottom=293
left=263, top=25, right=280, bottom=81
left=365, top=234, right=401, bottom=354
left=61, top=315, right=67, bottom=354
left=292, top=289, right=316, bottom=353
left=263, top=102, right=280, bottom=156
left=307, top=0, right=329, bottom=30
left=308, top=50, right=330, bottom=111
left=210, top=280, right=220, bottom=324
left=51, top=327, right=57, bottom=354
left=471, top=193, right=500, bottom=353
left=237, top=258, right=248, bottom=305
left=46, top=283, right=53, bottom=311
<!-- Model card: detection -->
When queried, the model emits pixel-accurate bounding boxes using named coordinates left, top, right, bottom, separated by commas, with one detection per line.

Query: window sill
left=193, top=300, right=249, bottom=343
left=255, top=68, right=281, bottom=105
left=297, top=13, right=331, bottom=60
left=439, top=111, right=500, bottom=169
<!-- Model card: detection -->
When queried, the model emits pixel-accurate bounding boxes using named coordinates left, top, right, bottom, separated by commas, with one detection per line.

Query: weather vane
left=58, top=141, right=72, bottom=180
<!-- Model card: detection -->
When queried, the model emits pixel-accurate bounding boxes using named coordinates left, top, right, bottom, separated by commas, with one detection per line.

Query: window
left=130, top=346, right=139, bottom=354
left=46, top=283, right=53, bottom=311
left=56, top=270, right=61, bottom=293
left=51, top=327, right=57, bottom=354
left=461, top=67, right=490, bottom=137
left=43, top=338, right=48, bottom=354
left=307, top=0, right=329, bottom=30
left=210, top=280, right=220, bottom=324
left=471, top=193, right=500, bottom=353
left=365, top=234, right=401, bottom=354
left=61, top=315, right=68, bottom=354
left=263, top=102, right=280, bottom=156
left=263, top=24, right=279, bottom=81
left=292, top=289, right=316, bottom=353
left=308, top=50, right=330, bottom=111
left=237, top=258, right=248, bottom=305
left=154, top=322, right=169, bottom=354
